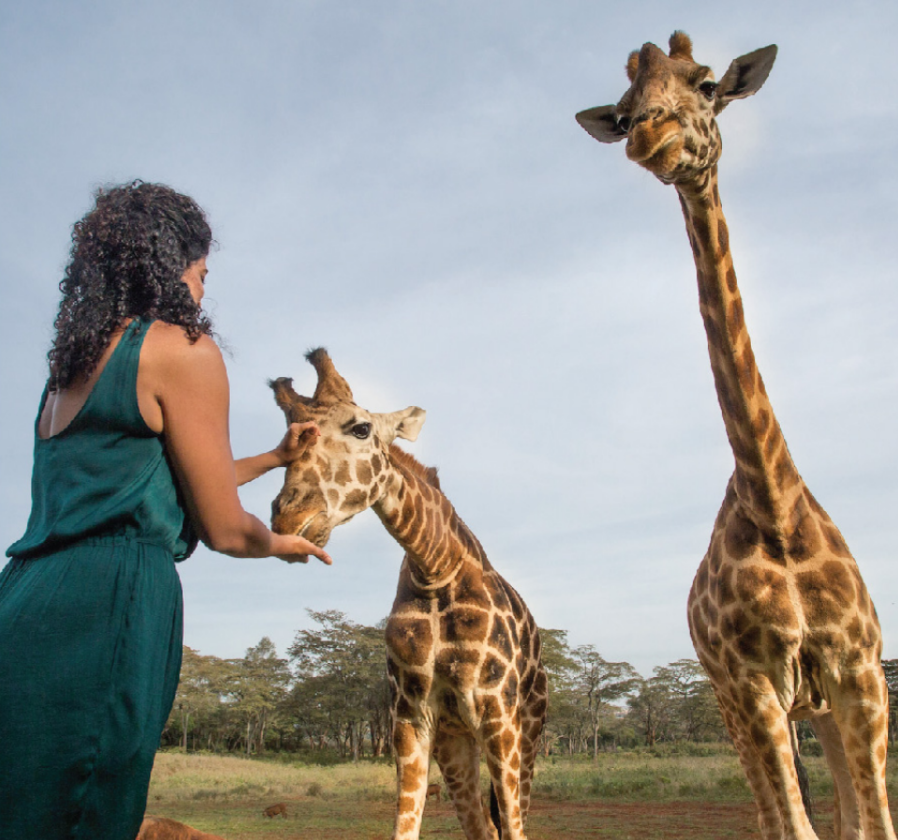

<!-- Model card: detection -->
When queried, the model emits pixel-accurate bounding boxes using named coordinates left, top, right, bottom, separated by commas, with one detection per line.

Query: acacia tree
left=627, top=659, right=724, bottom=745
left=538, top=629, right=579, bottom=755
left=571, top=645, right=639, bottom=757
left=165, top=647, right=234, bottom=750
left=288, top=610, right=389, bottom=760
left=227, top=637, right=291, bottom=755
left=883, top=659, right=898, bottom=744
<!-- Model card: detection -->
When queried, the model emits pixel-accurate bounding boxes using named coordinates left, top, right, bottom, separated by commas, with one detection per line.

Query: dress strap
left=81, top=318, right=156, bottom=435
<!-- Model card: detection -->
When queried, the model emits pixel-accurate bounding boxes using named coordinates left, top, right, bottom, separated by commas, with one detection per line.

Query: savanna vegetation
left=163, top=608, right=898, bottom=762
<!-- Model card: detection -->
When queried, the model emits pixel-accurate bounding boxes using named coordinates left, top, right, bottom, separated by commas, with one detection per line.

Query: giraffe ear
left=575, top=106, right=627, bottom=144
left=376, top=407, right=426, bottom=444
left=715, top=45, right=778, bottom=111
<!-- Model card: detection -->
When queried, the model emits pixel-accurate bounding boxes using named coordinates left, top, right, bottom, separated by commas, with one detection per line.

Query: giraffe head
left=268, top=348, right=426, bottom=547
left=576, top=32, right=776, bottom=187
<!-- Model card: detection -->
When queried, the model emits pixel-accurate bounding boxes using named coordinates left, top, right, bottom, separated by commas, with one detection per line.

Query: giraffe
left=576, top=31, right=894, bottom=840
left=268, top=348, right=548, bottom=840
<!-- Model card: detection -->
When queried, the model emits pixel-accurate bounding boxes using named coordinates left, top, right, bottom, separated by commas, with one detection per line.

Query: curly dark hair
left=48, top=181, right=215, bottom=390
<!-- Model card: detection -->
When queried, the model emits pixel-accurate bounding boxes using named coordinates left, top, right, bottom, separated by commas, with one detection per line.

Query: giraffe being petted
left=269, top=349, right=547, bottom=840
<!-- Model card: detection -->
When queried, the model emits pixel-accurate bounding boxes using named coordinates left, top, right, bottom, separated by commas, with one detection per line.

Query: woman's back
left=7, top=317, right=195, bottom=561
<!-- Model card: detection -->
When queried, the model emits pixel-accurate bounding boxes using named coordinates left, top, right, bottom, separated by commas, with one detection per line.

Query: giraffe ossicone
left=577, top=31, right=895, bottom=840
left=270, top=348, right=547, bottom=840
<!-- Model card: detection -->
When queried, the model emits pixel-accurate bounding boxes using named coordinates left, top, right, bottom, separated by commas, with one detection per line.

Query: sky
left=1, top=1, right=897, bottom=679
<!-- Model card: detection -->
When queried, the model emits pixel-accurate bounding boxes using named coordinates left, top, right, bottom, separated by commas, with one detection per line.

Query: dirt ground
left=152, top=796, right=838, bottom=840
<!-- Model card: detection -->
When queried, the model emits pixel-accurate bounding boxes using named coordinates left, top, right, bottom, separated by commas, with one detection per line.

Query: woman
left=0, top=181, right=330, bottom=839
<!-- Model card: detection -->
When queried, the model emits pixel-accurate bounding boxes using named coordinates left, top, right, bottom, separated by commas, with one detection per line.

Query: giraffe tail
left=489, top=782, right=502, bottom=839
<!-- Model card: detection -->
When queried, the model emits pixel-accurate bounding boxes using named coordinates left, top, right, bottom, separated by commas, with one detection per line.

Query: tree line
left=162, top=609, right=898, bottom=759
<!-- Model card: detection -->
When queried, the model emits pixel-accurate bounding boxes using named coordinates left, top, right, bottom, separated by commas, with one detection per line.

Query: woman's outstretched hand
left=274, top=421, right=320, bottom=465
left=275, top=533, right=332, bottom=566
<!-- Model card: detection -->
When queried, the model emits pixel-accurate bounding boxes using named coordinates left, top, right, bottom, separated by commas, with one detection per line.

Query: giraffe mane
left=388, top=444, right=441, bottom=490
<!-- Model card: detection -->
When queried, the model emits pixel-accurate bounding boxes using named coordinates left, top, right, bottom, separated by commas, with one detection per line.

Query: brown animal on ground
left=137, top=816, right=227, bottom=840
left=426, top=783, right=441, bottom=803
left=263, top=802, right=288, bottom=818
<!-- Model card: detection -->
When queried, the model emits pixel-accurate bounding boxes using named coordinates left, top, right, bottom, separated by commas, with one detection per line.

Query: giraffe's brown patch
left=327, top=488, right=339, bottom=506
left=519, top=622, right=532, bottom=660
left=341, top=489, right=367, bottom=511
left=717, top=218, right=729, bottom=256
left=371, top=452, right=383, bottom=474
left=316, top=455, right=334, bottom=483
left=403, top=670, right=430, bottom=700
left=735, top=348, right=755, bottom=402
left=479, top=653, right=506, bottom=687
left=488, top=615, right=514, bottom=661
left=823, top=523, right=852, bottom=558
left=752, top=406, right=770, bottom=438
left=725, top=266, right=737, bottom=293
left=502, top=672, right=519, bottom=712
left=796, top=562, right=854, bottom=625
left=393, top=725, right=417, bottom=757
left=736, top=566, right=794, bottom=627
left=355, top=459, right=372, bottom=485
left=846, top=615, right=865, bottom=645
left=400, top=763, right=426, bottom=794
left=334, top=461, right=351, bottom=486
left=725, top=512, right=762, bottom=562
left=735, top=624, right=762, bottom=661
left=434, top=648, right=480, bottom=685
left=451, top=568, right=493, bottom=611
left=712, top=565, right=737, bottom=607
left=386, top=618, right=433, bottom=667
left=786, top=513, right=822, bottom=563
left=691, top=216, right=710, bottom=252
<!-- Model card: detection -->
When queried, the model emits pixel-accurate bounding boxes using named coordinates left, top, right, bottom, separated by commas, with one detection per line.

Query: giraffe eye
left=617, top=115, right=631, bottom=133
left=699, top=80, right=717, bottom=100
left=350, top=422, right=372, bottom=440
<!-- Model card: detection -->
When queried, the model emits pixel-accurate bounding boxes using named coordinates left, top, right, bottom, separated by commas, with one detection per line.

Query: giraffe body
left=577, top=32, right=894, bottom=840
left=269, top=350, right=547, bottom=840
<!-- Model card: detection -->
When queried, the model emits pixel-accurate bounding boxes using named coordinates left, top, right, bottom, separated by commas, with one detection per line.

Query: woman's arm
left=234, top=422, right=319, bottom=486
left=140, top=324, right=331, bottom=564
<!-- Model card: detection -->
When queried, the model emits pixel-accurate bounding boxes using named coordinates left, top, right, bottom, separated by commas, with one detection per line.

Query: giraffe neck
left=676, top=169, right=802, bottom=530
left=373, top=447, right=487, bottom=587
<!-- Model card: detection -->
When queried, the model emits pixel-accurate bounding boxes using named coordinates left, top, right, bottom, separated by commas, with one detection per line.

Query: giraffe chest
left=385, top=566, right=542, bottom=731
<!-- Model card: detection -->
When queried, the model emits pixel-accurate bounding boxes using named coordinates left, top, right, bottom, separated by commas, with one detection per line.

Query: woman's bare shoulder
left=142, top=322, right=226, bottom=383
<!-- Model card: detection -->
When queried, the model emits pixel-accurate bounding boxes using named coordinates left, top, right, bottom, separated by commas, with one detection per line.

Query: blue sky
left=2, top=1, right=897, bottom=678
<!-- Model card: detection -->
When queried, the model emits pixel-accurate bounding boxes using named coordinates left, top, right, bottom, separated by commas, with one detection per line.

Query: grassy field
left=145, top=747, right=897, bottom=839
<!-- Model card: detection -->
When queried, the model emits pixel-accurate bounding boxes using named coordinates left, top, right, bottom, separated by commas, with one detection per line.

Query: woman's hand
left=273, top=421, right=320, bottom=466
left=274, top=532, right=333, bottom=566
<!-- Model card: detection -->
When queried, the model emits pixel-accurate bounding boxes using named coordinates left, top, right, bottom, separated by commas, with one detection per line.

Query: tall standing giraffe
left=269, top=349, right=547, bottom=840
left=576, top=31, right=894, bottom=840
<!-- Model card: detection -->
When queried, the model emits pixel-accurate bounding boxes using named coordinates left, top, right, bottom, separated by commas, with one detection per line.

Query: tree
left=165, top=646, right=234, bottom=751
left=538, top=628, right=579, bottom=755
left=883, top=659, right=898, bottom=744
left=627, top=658, right=725, bottom=745
left=288, top=610, right=389, bottom=760
left=571, top=645, right=639, bottom=757
left=227, top=637, right=291, bottom=755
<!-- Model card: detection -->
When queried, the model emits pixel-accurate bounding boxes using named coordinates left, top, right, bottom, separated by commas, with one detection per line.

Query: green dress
left=0, top=317, right=196, bottom=839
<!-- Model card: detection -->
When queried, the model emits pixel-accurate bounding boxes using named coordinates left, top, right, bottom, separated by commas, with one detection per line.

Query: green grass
left=145, top=747, right=898, bottom=838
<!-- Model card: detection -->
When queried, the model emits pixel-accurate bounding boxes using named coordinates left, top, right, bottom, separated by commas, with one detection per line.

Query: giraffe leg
left=829, top=672, right=897, bottom=840
left=391, top=720, right=433, bottom=840
left=518, top=710, right=543, bottom=825
left=724, top=706, right=785, bottom=840
left=433, top=729, right=497, bottom=840
left=810, top=712, right=860, bottom=840
left=482, top=716, right=526, bottom=840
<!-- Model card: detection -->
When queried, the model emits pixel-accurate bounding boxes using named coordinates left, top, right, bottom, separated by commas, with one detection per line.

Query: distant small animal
left=426, top=783, right=441, bottom=803
left=138, top=816, right=226, bottom=840
left=263, top=802, right=288, bottom=818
